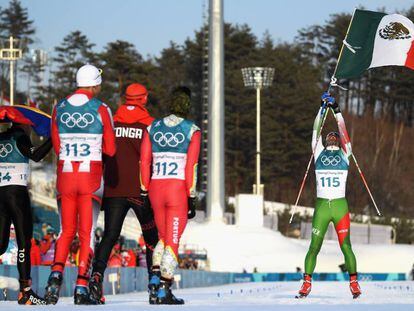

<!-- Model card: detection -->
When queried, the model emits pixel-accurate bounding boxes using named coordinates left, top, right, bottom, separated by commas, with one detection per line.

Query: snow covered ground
left=181, top=222, right=414, bottom=273
left=0, top=281, right=412, bottom=310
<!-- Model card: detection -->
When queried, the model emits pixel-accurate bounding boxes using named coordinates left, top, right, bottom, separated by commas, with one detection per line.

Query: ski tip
left=295, top=294, right=307, bottom=299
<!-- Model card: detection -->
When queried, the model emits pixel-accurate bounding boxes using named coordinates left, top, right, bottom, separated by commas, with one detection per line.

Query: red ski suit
left=51, top=89, right=115, bottom=286
left=140, top=115, right=200, bottom=278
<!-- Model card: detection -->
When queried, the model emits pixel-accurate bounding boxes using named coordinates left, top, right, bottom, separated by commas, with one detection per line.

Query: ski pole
left=328, top=108, right=382, bottom=217
left=351, top=153, right=382, bottom=216
left=289, top=105, right=329, bottom=224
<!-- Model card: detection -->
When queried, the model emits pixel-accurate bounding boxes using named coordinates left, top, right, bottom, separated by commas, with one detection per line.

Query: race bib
left=315, top=170, right=348, bottom=199
left=59, top=133, right=102, bottom=161
left=0, top=163, right=29, bottom=186
left=152, top=152, right=187, bottom=180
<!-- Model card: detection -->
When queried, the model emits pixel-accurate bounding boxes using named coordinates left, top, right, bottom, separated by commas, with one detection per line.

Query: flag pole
left=329, top=8, right=358, bottom=92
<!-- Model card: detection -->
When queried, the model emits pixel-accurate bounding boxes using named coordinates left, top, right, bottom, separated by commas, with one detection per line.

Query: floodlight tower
left=241, top=67, right=274, bottom=195
left=0, top=36, right=23, bottom=106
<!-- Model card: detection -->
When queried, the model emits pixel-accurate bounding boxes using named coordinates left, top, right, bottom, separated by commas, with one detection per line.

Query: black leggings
left=93, top=197, right=158, bottom=276
left=0, top=186, right=33, bottom=282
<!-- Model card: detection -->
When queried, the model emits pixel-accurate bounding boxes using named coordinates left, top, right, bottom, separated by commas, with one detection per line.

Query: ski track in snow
left=0, top=281, right=413, bottom=310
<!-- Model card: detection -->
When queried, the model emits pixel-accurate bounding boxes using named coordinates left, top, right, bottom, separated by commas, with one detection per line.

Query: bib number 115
left=320, top=177, right=340, bottom=187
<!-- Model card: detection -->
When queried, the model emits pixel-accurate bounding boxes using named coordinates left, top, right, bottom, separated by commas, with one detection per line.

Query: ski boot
left=89, top=272, right=105, bottom=304
left=74, top=285, right=99, bottom=305
left=296, top=274, right=312, bottom=299
left=148, top=271, right=161, bottom=304
left=44, top=271, right=63, bottom=305
left=156, top=278, right=184, bottom=305
left=18, top=279, right=46, bottom=305
left=349, top=274, right=361, bottom=299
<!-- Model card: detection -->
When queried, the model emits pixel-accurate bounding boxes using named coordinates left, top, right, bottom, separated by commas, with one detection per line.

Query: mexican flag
left=335, top=9, right=414, bottom=79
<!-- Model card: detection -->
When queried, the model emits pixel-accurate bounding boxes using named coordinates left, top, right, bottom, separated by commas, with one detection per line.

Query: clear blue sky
left=1, top=0, right=413, bottom=57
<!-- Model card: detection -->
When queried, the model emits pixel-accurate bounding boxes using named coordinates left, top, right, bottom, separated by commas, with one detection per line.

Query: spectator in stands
left=179, top=254, right=198, bottom=270
left=107, top=243, right=122, bottom=268
left=66, top=237, right=80, bottom=267
left=30, top=238, right=41, bottom=266
left=128, top=249, right=137, bottom=267
left=41, top=223, right=49, bottom=237
left=136, top=245, right=147, bottom=268
left=40, top=228, right=57, bottom=266
left=94, top=227, right=103, bottom=252
left=138, top=234, right=145, bottom=250
left=121, top=249, right=136, bottom=267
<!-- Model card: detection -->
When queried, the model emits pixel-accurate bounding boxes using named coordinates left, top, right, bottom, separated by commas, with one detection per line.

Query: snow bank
left=180, top=222, right=414, bottom=274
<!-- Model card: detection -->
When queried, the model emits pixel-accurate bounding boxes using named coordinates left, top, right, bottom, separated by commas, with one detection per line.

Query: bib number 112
left=155, top=162, right=178, bottom=176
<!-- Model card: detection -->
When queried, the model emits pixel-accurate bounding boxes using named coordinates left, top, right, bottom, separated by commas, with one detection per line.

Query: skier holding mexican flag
left=293, top=8, right=414, bottom=300
left=297, top=93, right=360, bottom=299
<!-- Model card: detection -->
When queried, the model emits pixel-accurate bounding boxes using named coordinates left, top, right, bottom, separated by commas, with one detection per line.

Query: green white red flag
left=335, top=9, right=414, bottom=79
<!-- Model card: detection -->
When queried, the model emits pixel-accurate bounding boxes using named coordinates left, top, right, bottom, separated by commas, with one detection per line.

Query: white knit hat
left=76, top=64, right=102, bottom=87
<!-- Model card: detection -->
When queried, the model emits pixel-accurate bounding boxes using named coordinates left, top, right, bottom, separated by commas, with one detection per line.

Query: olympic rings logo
left=0, top=143, right=13, bottom=158
left=153, top=131, right=185, bottom=147
left=60, top=112, right=95, bottom=128
left=321, top=155, right=341, bottom=166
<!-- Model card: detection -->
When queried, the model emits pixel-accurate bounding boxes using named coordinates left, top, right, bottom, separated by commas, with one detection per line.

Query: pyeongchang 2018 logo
left=153, top=132, right=185, bottom=148
left=60, top=112, right=95, bottom=128
left=0, top=143, right=13, bottom=158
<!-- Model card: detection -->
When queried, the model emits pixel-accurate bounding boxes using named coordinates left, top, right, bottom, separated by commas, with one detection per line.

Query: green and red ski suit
left=304, top=108, right=357, bottom=275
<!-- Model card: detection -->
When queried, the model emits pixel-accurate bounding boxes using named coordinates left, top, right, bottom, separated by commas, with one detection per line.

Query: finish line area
left=0, top=281, right=412, bottom=310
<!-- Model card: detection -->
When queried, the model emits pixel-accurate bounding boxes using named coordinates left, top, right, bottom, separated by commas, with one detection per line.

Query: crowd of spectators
left=1, top=223, right=205, bottom=271
left=179, top=253, right=199, bottom=270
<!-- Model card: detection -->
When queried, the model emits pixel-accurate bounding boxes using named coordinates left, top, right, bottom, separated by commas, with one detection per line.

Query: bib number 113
left=65, top=143, right=91, bottom=157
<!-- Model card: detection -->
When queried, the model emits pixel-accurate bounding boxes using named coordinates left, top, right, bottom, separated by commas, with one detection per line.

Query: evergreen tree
left=99, top=40, right=160, bottom=112
left=0, top=0, right=35, bottom=43
left=0, top=0, right=36, bottom=101
left=51, top=30, right=97, bottom=100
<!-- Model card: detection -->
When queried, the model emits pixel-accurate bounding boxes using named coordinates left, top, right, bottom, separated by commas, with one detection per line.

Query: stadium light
left=241, top=67, right=274, bottom=195
left=0, top=36, right=23, bottom=106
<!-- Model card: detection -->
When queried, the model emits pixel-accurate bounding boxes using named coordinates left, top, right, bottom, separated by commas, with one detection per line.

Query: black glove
left=140, top=190, right=151, bottom=209
left=187, top=197, right=197, bottom=219
left=328, top=101, right=341, bottom=114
